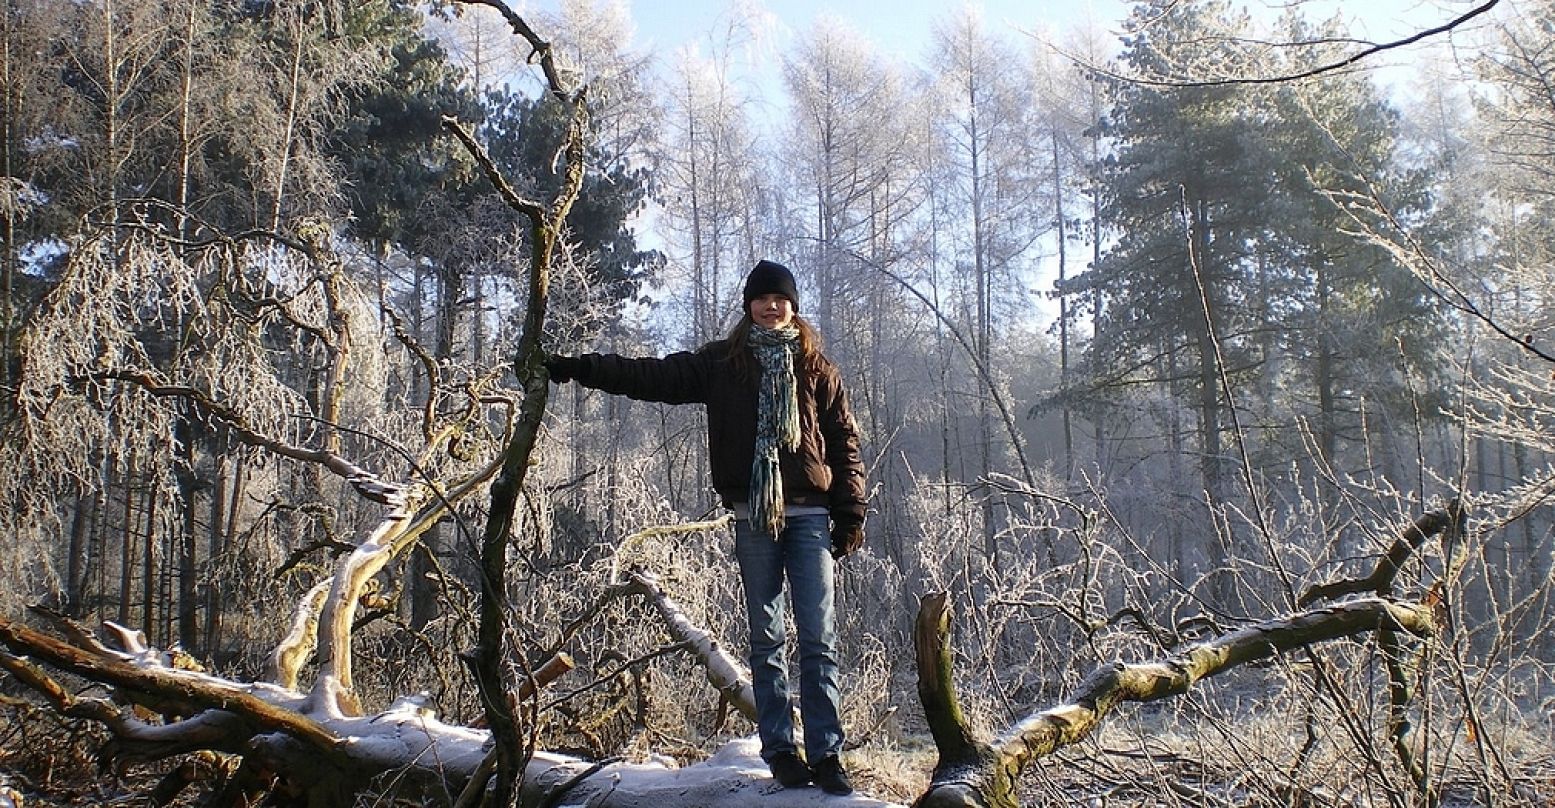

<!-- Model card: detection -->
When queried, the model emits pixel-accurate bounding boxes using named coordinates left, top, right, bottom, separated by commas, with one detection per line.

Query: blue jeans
left=734, top=513, right=844, bottom=763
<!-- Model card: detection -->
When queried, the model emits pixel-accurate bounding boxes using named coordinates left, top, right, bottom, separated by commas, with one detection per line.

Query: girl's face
left=749, top=293, right=795, bottom=330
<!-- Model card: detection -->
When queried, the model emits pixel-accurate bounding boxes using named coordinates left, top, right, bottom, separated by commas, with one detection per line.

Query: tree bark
left=441, top=5, right=590, bottom=804
left=915, top=596, right=1436, bottom=808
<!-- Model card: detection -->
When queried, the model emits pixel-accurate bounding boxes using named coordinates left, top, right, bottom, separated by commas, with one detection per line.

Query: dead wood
left=0, top=515, right=771, bottom=807
left=1298, top=499, right=1465, bottom=606
left=2, top=614, right=904, bottom=807
left=914, top=592, right=999, bottom=793
left=914, top=596, right=1436, bottom=808
left=2, top=616, right=498, bottom=805
left=1292, top=501, right=1467, bottom=802
left=84, top=368, right=406, bottom=506
left=0, top=617, right=341, bottom=762
left=624, top=569, right=758, bottom=722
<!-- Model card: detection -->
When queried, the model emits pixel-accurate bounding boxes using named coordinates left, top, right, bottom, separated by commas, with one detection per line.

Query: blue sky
left=508, top=0, right=1498, bottom=112
left=524, top=0, right=1488, bottom=69
left=620, top=0, right=1129, bottom=55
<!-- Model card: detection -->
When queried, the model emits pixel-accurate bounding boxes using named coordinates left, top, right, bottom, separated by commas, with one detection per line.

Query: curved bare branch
left=1059, top=0, right=1500, bottom=88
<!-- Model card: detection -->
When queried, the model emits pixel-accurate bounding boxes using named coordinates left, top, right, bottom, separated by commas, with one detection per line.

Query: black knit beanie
left=743, top=260, right=800, bottom=313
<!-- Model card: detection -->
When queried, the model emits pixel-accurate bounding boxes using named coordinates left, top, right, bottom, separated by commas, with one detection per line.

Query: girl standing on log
left=545, top=260, right=868, bottom=795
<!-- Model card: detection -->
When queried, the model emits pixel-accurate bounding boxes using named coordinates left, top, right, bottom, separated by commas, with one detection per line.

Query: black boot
left=767, top=751, right=812, bottom=788
left=811, top=754, right=853, bottom=796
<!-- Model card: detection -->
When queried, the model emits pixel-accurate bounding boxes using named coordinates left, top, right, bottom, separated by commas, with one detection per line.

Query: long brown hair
left=724, top=313, right=825, bottom=381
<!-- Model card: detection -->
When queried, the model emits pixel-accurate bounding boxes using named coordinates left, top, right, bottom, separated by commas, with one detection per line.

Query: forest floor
left=4, top=704, right=1554, bottom=806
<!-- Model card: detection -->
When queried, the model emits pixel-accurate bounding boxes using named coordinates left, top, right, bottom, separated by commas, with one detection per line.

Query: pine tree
left=1084, top=0, right=1275, bottom=510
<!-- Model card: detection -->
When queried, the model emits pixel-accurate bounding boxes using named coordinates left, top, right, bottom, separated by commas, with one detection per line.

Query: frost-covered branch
left=82, top=368, right=405, bottom=506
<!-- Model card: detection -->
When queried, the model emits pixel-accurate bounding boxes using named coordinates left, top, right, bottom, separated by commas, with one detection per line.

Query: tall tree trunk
left=209, top=451, right=247, bottom=655
left=141, top=472, right=159, bottom=645
left=65, top=495, right=93, bottom=616
left=1053, top=131, right=1073, bottom=480
left=204, top=452, right=231, bottom=656
left=270, top=12, right=305, bottom=231
left=967, top=91, right=999, bottom=564
left=176, top=445, right=200, bottom=648
left=1314, top=262, right=1338, bottom=467
left=1190, top=199, right=1223, bottom=503
left=684, top=86, right=709, bottom=345
left=442, top=20, right=588, bottom=788
left=1163, top=347, right=1186, bottom=575
left=172, top=0, right=203, bottom=651
left=1, top=0, right=15, bottom=390
left=1088, top=133, right=1106, bottom=476
left=409, top=525, right=441, bottom=630
left=92, top=459, right=111, bottom=620
left=118, top=454, right=136, bottom=627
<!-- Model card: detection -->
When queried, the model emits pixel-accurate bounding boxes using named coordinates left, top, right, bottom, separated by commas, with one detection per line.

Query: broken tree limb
left=5, top=615, right=608, bottom=807
left=305, top=485, right=432, bottom=717
left=1296, top=499, right=1467, bottom=806
left=520, top=652, right=578, bottom=702
left=1379, top=619, right=1433, bottom=801
left=0, top=617, right=340, bottom=761
left=914, top=596, right=1437, bottom=808
left=915, top=592, right=990, bottom=768
left=82, top=368, right=406, bottom=506
left=608, top=515, right=734, bottom=583
left=915, top=591, right=1014, bottom=808
left=2, top=647, right=247, bottom=768
left=996, top=598, right=1436, bottom=766
left=70, top=364, right=515, bottom=715
left=1298, top=499, right=1465, bottom=606
left=273, top=448, right=507, bottom=712
left=624, top=569, right=758, bottom=722
left=269, top=580, right=332, bottom=689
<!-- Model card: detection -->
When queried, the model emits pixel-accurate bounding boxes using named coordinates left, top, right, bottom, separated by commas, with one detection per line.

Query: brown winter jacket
left=570, top=339, right=868, bottom=524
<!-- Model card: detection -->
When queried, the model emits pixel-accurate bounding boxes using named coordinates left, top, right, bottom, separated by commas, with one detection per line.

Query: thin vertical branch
left=444, top=3, right=588, bottom=804
left=1177, top=186, right=1296, bottom=609
left=844, top=248, right=1036, bottom=487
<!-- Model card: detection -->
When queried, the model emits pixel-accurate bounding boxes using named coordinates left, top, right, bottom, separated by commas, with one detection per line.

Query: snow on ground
left=524, top=737, right=906, bottom=808
left=333, top=698, right=904, bottom=807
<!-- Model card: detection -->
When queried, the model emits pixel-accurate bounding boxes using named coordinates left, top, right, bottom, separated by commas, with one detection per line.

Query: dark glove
left=830, top=518, right=865, bottom=559
left=544, top=355, right=582, bottom=384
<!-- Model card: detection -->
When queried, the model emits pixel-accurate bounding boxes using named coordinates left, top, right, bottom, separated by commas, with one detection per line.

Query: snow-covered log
left=0, top=613, right=899, bottom=807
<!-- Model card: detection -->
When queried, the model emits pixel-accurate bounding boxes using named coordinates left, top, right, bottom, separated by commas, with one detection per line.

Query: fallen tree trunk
left=1, top=555, right=1444, bottom=807
left=0, top=612, right=901, bottom=807
left=0, top=543, right=837, bottom=808
left=915, top=595, right=1437, bottom=808
left=0, top=619, right=335, bottom=756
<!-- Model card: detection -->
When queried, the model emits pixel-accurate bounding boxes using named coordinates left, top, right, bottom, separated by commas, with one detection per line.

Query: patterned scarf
left=748, top=324, right=801, bottom=538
